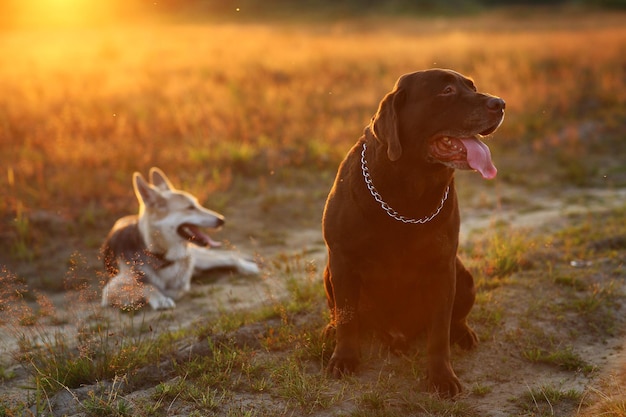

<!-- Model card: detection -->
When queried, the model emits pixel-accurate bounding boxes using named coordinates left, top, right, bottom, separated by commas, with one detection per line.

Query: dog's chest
left=364, top=219, right=457, bottom=251
left=155, top=257, right=193, bottom=290
left=354, top=226, right=458, bottom=282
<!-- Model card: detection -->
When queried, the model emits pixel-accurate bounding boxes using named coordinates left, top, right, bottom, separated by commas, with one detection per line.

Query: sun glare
left=9, top=0, right=120, bottom=28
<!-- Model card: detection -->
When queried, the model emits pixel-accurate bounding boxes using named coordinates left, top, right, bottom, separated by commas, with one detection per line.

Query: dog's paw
left=322, top=324, right=336, bottom=342
left=451, top=322, right=479, bottom=350
left=327, top=349, right=359, bottom=378
left=148, top=295, right=176, bottom=310
left=102, top=285, right=143, bottom=310
left=237, top=258, right=260, bottom=275
left=426, top=367, right=463, bottom=398
left=386, top=331, right=410, bottom=354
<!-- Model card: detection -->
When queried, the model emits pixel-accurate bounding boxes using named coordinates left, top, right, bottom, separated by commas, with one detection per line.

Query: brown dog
left=322, top=69, right=505, bottom=396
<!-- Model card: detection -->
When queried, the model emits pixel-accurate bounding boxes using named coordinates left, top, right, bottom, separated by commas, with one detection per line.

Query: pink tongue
left=205, top=235, right=222, bottom=248
left=460, top=137, right=497, bottom=179
left=189, top=225, right=222, bottom=247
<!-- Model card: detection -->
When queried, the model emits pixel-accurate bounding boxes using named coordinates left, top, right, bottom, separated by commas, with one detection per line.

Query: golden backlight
left=7, top=0, right=122, bottom=28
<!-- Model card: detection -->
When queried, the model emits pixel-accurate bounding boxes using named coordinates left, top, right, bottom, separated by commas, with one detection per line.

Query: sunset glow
left=8, top=0, right=120, bottom=28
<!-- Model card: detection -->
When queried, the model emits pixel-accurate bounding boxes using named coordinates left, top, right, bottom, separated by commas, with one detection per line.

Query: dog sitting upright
left=101, top=167, right=260, bottom=310
left=322, top=69, right=505, bottom=396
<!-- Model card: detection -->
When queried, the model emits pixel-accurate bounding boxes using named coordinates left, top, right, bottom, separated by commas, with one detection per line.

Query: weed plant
left=2, top=202, right=626, bottom=416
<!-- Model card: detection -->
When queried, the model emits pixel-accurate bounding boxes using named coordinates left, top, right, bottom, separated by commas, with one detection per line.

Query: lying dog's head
left=369, top=69, right=505, bottom=179
left=134, top=167, right=224, bottom=248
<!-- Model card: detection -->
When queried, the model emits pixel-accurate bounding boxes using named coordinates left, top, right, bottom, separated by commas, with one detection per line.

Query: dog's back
left=102, top=215, right=141, bottom=277
left=102, top=215, right=173, bottom=279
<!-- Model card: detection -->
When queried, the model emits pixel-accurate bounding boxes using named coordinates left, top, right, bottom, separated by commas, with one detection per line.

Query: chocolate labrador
left=322, top=69, right=505, bottom=396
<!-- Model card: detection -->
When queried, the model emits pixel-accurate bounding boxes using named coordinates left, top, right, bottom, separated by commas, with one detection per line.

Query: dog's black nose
left=216, top=218, right=225, bottom=228
left=487, top=97, right=506, bottom=112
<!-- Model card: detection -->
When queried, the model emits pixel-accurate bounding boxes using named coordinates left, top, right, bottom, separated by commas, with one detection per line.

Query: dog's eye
left=441, top=86, right=456, bottom=95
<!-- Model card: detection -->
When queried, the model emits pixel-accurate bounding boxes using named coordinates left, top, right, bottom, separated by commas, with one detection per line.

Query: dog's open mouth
left=429, top=118, right=503, bottom=180
left=430, top=135, right=497, bottom=179
left=177, top=224, right=222, bottom=247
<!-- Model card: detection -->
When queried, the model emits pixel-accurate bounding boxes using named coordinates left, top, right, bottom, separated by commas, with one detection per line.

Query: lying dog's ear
left=370, top=88, right=405, bottom=161
left=133, top=172, right=166, bottom=209
left=149, top=167, right=175, bottom=192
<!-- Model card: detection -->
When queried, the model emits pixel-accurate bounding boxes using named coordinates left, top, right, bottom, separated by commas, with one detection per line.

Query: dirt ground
left=1, top=182, right=626, bottom=416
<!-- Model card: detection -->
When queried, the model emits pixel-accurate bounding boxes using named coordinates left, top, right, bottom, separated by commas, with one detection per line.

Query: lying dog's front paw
left=148, top=295, right=176, bottom=310
left=237, top=259, right=260, bottom=275
left=327, top=349, right=359, bottom=378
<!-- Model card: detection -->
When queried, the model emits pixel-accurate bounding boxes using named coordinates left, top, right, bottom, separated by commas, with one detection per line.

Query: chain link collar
left=360, top=142, right=449, bottom=224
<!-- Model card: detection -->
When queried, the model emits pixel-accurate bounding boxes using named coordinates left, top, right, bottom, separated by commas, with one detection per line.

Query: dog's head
left=133, top=167, right=224, bottom=247
left=369, top=69, right=505, bottom=179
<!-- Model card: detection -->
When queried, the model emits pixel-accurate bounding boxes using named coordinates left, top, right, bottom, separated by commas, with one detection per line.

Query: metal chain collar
left=360, top=143, right=449, bottom=224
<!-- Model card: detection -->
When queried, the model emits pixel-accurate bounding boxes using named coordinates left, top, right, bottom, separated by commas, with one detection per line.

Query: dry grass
left=2, top=204, right=626, bottom=416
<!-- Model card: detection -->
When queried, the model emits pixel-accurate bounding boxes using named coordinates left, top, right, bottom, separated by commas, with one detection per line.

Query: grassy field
left=1, top=9, right=625, bottom=218
left=1, top=7, right=626, bottom=416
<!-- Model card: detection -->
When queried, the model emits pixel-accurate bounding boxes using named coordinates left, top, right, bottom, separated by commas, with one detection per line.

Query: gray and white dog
left=101, top=167, right=259, bottom=310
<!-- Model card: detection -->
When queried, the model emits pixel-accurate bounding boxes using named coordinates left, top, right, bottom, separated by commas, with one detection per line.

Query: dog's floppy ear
left=133, top=172, right=166, bottom=209
left=370, top=87, right=405, bottom=161
left=149, top=167, right=175, bottom=192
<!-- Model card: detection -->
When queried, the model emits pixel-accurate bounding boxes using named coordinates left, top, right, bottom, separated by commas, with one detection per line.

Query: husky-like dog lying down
left=101, top=167, right=260, bottom=310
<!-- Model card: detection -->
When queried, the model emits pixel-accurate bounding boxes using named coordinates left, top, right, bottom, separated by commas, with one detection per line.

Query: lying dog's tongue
left=179, top=224, right=222, bottom=247
left=461, top=137, right=497, bottom=179
left=203, top=234, right=222, bottom=248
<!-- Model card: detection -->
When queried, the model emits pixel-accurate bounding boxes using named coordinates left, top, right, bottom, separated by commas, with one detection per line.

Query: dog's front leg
left=325, top=261, right=361, bottom=377
left=450, top=257, right=479, bottom=350
left=191, top=246, right=260, bottom=276
left=425, top=274, right=462, bottom=397
left=143, top=284, right=176, bottom=310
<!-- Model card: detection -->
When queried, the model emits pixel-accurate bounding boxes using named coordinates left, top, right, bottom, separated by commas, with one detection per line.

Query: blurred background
left=0, top=0, right=625, bottom=289
left=1, top=0, right=625, bottom=29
